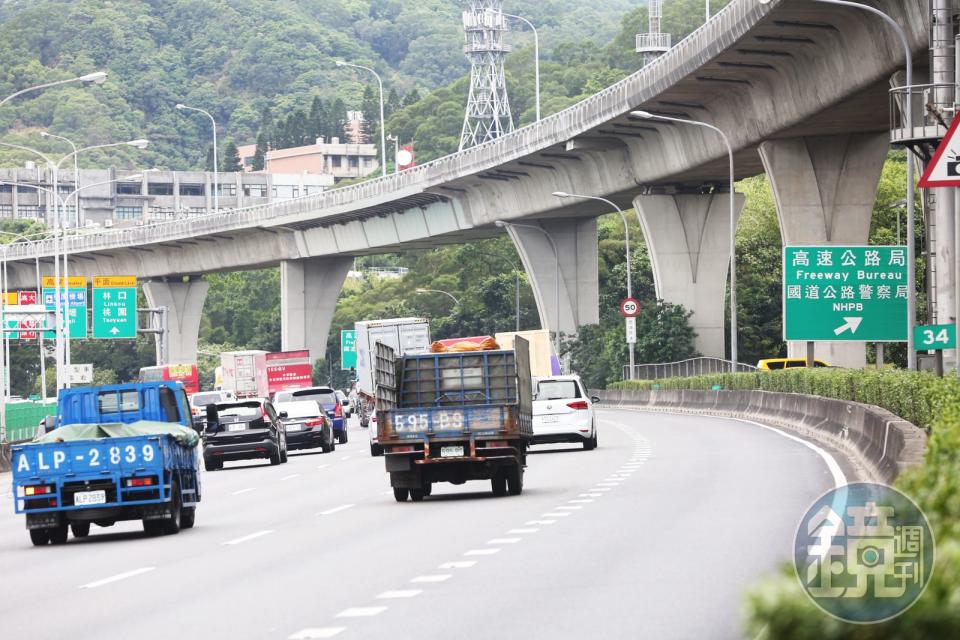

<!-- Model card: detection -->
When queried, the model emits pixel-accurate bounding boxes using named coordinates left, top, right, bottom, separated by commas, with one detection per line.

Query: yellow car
left=756, top=358, right=830, bottom=370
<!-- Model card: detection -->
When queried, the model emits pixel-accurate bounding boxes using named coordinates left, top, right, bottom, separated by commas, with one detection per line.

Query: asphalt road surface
left=0, top=409, right=838, bottom=640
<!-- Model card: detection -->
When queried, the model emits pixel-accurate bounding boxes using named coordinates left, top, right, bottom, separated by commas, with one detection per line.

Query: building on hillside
left=0, top=165, right=334, bottom=228
left=237, top=136, right=379, bottom=182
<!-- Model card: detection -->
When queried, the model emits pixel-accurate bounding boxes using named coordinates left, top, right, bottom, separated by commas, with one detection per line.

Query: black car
left=203, top=399, right=288, bottom=470
left=275, top=400, right=335, bottom=453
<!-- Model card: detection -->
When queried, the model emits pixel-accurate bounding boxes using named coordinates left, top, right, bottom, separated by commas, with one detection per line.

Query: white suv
left=531, top=375, right=598, bottom=450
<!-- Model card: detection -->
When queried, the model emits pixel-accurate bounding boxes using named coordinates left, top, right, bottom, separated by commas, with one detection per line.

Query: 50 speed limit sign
left=619, top=297, right=640, bottom=318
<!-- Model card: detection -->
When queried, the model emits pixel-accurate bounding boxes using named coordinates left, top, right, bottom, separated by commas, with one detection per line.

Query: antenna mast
left=460, top=1, right=514, bottom=150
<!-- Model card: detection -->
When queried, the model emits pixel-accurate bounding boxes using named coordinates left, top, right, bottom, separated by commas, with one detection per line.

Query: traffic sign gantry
left=620, top=298, right=641, bottom=318
left=42, top=276, right=88, bottom=339
left=783, top=246, right=908, bottom=342
left=92, top=276, right=138, bottom=339
left=914, top=324, right=957, bottom=351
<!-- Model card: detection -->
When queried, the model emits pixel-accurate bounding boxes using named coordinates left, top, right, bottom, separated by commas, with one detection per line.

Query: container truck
left=375, top=337, right=533, bottom=502
left=355, top=318, right=431, bottom=454
left=220, top=350, right=269, bottom=399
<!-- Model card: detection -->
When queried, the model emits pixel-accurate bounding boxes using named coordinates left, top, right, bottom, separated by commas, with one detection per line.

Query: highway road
left=0, top=409, right=839, bottom=640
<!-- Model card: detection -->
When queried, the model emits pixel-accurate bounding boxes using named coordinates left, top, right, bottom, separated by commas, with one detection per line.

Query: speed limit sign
left=620, top=297, right=640, bottom=318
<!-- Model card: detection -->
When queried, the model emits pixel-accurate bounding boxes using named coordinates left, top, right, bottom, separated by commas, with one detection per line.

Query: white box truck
left=355, top=318, right=431, bottom=449
left=220, top=350, right=269, bottom=399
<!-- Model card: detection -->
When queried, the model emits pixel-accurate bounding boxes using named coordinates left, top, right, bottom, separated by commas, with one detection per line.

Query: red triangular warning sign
left=919, top=116, right=960, bottom=187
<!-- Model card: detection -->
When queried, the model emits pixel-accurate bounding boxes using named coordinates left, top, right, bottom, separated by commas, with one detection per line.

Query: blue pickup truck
left=11, top=381, right=202, bottom=546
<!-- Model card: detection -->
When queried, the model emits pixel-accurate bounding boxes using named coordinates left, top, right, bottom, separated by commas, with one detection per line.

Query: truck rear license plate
left=74, top=490, right=106, bottom=506
left=227, top=424, right=247, bottom=432
left=440, top=446, right=464, bottom=458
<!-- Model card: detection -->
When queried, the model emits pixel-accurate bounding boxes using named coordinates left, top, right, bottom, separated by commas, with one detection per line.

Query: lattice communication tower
left=459, top=1, right=514, bottom=150
left=636, top=0, right=672, bottom=66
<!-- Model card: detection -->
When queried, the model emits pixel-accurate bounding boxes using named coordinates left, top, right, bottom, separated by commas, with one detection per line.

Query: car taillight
left=334, top=403, right=342, bottom=418
left=124, top=477, right=155, bottom=488
left=567, top=400, right=589, bottom=410
left=192, top=407, right=200, bottom=415
left=24, top=485, right=53, bottom=496
left=305, top=418, right=324, bottom=427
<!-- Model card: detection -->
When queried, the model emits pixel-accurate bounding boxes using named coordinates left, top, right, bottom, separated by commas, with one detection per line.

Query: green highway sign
left=3, top=318, right=18, bottom=339
left=341, top=330, right=357, bottom=370
left=42, top=276, right=88, bottom=340
left=914, top=323, right=957, bottom=350
left=92, top=276, right=137, bottom=339
left=783, top=246, right=908, bottom=342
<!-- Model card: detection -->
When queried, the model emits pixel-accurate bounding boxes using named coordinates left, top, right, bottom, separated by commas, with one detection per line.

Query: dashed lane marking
left=288, top=628, right=345, bottom=639
left=224, top=530, right=274, bottom=546
left=377, top=590, right=422, bottom=599
left=439, top=561, right=477, bottom=569
left=487, top=537, right=521, bottom=544
left=336, top=607, right=387, bottom=618
left=281, top=474, right=300, bottom=481
left=508, top=528, right=539, bottom=534
left=319, top=504, right=356, bottom=516
left=410, top=574, right=452, bottom=583
left=80, top=567, right=155, bottom=589
left=465, top=548, right=501, bottom=556
left=232, top=488, right=256, bottom=495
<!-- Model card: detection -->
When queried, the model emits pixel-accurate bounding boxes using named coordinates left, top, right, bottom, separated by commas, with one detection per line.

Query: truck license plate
left=440, top=446, right=464, bottom=458
left=74, top=490, right=106, bottom=506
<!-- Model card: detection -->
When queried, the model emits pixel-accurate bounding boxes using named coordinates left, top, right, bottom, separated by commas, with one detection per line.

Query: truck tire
left=162, top=480, right=182, bottom=535
left=29, top=528, right=50, bottom=546
left=491, top=470, right=507, bottom=497
left=181, top=507, right=196, bottom=529
left=49, top=524, right=69, bottom=545
left=410, top=488, right=426, bottom=502
left=507, top=465, right=524, bottom=496
left=393, top=487, right=409, bottom=502
left=70, top=522, right=91, bottom=538
left=370, top=443, right=383, bottom=457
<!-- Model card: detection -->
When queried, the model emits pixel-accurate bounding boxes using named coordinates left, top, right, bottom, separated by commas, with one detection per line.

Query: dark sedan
left=275, top=400, right=335, bottom=453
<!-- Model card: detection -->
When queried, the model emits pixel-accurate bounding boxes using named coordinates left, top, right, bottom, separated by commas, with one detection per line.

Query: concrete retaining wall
left=593, top=388, right=927, bottom=484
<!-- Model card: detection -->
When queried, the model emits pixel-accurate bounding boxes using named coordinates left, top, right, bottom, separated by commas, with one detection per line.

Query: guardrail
left=623, top=357, right=757, bottom=381
left=889, top=83, right=954, bottom=144
left=5, top=0, right=777, bottom=263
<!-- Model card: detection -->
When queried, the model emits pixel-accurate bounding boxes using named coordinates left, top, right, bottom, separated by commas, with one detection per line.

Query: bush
left=610, top=369, right=960, bottom=636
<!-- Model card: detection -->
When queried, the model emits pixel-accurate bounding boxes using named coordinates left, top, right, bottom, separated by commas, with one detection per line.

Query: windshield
left=276, top=389, right=337, bottom=407
left=275, top=401, right=322, bottom=419
left=536, top=380, right=581, bottom=401
left=192, top=392, right=223, bottom=407
left=217, top=403, right=262, bottom=420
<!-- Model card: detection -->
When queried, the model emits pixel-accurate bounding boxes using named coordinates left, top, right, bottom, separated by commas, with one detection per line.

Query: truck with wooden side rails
left=375, top=336, right=533, bottom=502
left=11, top=381, right=201, bottom=545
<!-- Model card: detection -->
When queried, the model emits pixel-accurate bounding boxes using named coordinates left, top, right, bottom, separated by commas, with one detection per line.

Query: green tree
left=252, top=132, right=268, bottom=171
left=221, top=140, right=242, bottom=172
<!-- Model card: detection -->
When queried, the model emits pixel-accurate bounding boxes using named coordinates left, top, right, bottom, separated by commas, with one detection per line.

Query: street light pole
left=176, top=104, right=219, bottom=214
left=495, top=220, right=561, bottom=359
left=336, top=61, right=388, bottom=178
left=414, top=288, right=461, bottom=309
left=553, top=192, right=634, bottom=378
left=632, top=110, right=739, bottom=365
left=0, top=71, right=107, bottom=110
left=498, top=10, right=541, bottom=121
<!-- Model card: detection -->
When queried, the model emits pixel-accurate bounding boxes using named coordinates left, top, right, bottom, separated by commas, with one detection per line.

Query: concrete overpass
left=4, top=0, right=929, bottom=367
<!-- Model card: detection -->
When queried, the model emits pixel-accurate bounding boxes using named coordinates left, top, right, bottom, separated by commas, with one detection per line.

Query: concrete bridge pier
left=505, top=218, right=599, bottom=348
left=759, top=133, right=890, bottom=369
left=280, top=256, right=353, bottom=362
left=633, top=193, right=746, bottom=359
left=142, top=279, right=209, bottom=366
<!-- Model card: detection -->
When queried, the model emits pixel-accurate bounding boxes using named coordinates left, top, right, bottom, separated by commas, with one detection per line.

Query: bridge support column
left=506, top=218, right=599, bottom=346
left=142, top=279, right=209, bottom=365
left=281, top=256, right=353, bottom=361
left=759, top=133, right=889, bottom=369
left=633, top=193, right=745, bottom=359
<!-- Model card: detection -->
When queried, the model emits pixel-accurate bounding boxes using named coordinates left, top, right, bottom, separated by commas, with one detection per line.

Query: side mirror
left=43, top=415, right=57, bottom=432
left=279, top=411, right=288, bottom=419
left=591, top=396, right=601, bottom=404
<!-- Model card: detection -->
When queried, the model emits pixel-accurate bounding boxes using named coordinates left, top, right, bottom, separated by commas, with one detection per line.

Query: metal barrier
left=623, top=357, right=757, bottom=381
left=889, top=83, right=954, bottom=144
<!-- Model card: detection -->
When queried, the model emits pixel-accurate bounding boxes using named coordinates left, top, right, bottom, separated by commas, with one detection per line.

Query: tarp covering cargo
left=430, top=336, right=500, bottom=353
left=34, top=421, right=199, bottom=448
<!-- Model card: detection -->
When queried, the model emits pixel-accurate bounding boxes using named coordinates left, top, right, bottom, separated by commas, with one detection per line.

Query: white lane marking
left=281, top=474, right=300, bottom=481
left=736, top=418, right=847, bottom=488
left=440, top=561, right=477, bottom=569
left=487, top=537, right=521, bottom=544
left=556, top=505, right=582, bottom=510
left=597, top=482, right=620, bottom=487
left=224, top=530, right=274, bottom=546
left=465, top=548, right=500, bottom=556
left=336, top=607, right=386, bottom=618
left=340, top=456, right=352, bottom=461
left=527, top=519, right=556, bottom=525
left=232, top=488, right=256, bottom=495
left=319, top=504, right=356, bottom=516
left=508, top=528, right=539, bottom=534
left=542, top=512, right=571, bottom=517
left=579, top=493, right=603, bottom=498
left=569, top=499, right=594, bottom=504
left=591, top=487, right=613, bottom=492
left=288, top=628, right=345, bottom=639
left=411, top=574, right=452, bottom=583
left=80, top=567, right=155, bottom=589
left=317, top=464, right=330, bottom=470
left=377, top=590, right=422, bottom=599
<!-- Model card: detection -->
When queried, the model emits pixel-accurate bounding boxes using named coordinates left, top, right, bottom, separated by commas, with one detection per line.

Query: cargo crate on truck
left=375, top=337, right=532, bottom=501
